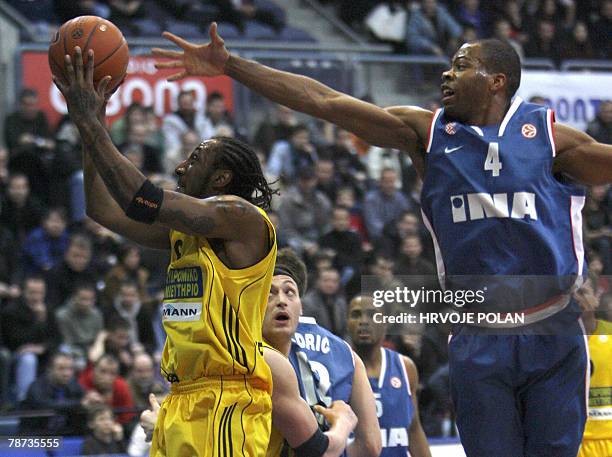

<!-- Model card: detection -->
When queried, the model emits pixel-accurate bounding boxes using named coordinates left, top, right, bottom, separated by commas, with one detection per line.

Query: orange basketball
left=48, top=16, right=129, bottom=94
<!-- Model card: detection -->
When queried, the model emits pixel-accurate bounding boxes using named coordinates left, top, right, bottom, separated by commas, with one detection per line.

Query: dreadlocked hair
left=211, top=136, right=278, bottom=210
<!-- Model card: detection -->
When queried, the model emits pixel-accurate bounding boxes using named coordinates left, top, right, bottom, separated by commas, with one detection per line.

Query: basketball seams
left=94, top=38, right=127, bottom=69
left=82, top=20, right=101, bottom=58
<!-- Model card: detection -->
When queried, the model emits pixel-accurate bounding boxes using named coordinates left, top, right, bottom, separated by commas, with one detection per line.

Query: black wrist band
left=125, top=179, right=164, bottom=224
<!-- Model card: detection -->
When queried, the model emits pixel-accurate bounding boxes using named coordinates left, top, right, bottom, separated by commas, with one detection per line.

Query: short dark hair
left=474, top=39, right=521, bottom=98
left=207, top=91, right=224, bottom=104
left=274, top=248, right=308, bottom=296
left=86, top=403, right=113, bottom=424
left=106, top=316, right=131, bottom=332
left=211, top=136, right=278, bottom=210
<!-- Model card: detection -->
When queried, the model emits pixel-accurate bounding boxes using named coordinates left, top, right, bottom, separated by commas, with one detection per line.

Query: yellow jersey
left=583, top=319, right=612, bottom=440
left=160, top=207, right=276, bottom=391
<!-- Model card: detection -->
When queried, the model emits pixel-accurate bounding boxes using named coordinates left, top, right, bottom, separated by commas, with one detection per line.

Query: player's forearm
left=77, top=118, right=147, bottom=210
left=225, top=54, right=338, bottom=122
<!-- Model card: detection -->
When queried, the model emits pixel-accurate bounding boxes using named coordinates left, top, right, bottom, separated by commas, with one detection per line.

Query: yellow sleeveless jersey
left=583, top=319, right=612, bottom=440
left=160, top=207, right=277, bottom=391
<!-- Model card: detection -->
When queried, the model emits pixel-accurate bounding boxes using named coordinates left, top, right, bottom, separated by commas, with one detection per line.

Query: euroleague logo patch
left=521, top=123, right=537, bottom=138
left=390, top=376, right=402, bottom=389
left=445, top=123, right=457, bottom=135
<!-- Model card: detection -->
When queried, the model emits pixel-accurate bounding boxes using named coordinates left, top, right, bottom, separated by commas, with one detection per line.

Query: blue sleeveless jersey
left=369, top=348, right=413, bottom=457
left=421, top=98, right=586, bottom=320
left=289, top=316, right=354, bottom=406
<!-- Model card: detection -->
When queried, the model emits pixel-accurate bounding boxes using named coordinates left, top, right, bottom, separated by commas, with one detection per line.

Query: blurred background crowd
left=0, top=0, right=610, bottom=455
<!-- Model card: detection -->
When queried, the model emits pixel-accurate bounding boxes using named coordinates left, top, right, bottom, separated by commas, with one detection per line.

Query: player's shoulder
left=385, top=106, right=434, bottom=134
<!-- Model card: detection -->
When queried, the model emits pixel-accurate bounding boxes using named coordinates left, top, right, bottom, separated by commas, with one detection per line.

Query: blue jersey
left=421, top=97, right=585, bottom=321
left=369, top=348, right=413, bottom=457
left=289, top=317, right=354, bottom=406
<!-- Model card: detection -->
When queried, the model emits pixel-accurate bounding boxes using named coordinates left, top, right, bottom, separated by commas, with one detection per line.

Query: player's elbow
left=354, top=433, right=382, bottom=457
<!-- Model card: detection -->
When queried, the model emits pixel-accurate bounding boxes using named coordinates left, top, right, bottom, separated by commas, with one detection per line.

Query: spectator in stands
left=322, top=128, right=368, bottom=193
left=369, top=255, right=403, bottom=292
left=267, top=124, right=319, bottom=183
left=81, top=217, right=122, bottom=276
left=501, top=0, right=528, bottom=44
left=1, top=275, right=57, bottom=401
left=102, top=281, right=156, bottom=354
left=0, top=173, right=44, bottom=244
left=143, top=106, right=164, bottom=150
left=335, top=186, right=368, bottom=242
left=319, top=206, right=364, bottom=287
left=118, top=123, right=163, bottom=175
left=162, top=90, right=214, bottom=163
left=206, top=91, right=235, bottom=134
left=365, top=145, right=403, bottom=187
left=3, top=88, right=54, bottom=202
left=377, top=211, right=423, bottom=259
left=302, top=268, right=347, bottom=337
left=80, top=404, right=127, bottom=455
left=89, top=317, right=137, bottom=377
left=107, top=0, right=147, bottom=34
left=23, top=207, right=69, bottom=275
left=164, top=128, right=199, bottom=174
left=492, top=18, right=524, bottom=59
left=102, top=244, right=150, bottom=307
left=20, top=352, right=86, bottom=436
left=395, top=234, right=436, bottom=277
left=253, top=103, right=297, bottom=157
left=456, top=0, right=487, bottom=38
left=524, top=20, right=561, bottom=64
left=55, top=282, right=104, bottom=364
left=583, top=184, right=611, bottom=275
left=589, top=0, right=612, bottom=59
left=277, top=166, right=332, bottom=257
left=79, top=354, right=135, bottom=425
left=405, top=0, right=462, bottom=56
left=51, top=116, right=84, bottom=216
left=46, top=233, right=97, bottom=310
left=314, top=159, right=339, bottom=203
left=560, top=21, right=595, bottom=61
left=211, top=0, right=286, bottom=32
left=127, top=352, right=166, bottom=409
left=586, top=100, right=612, bottom=145
left=110, top=103, right=146, bottom=146
left=364, top=168, right=412, bottom=243
left=0, top=225, right=22, bottom=306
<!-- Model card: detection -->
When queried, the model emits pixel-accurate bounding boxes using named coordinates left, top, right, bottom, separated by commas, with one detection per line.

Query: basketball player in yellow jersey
left=54, top=47, right=278, bottom=457
left=577, top=282, right=612, bottom=457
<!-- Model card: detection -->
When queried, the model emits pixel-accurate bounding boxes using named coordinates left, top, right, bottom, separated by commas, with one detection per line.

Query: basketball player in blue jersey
left=263, top=249, right=382, bottom=457
left=154, top=26, right=612, bottom=457
left=347, top=295, right=431, bottom=457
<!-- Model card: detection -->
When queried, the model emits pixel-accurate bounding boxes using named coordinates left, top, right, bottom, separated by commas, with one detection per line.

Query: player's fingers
left=97, top=76, right=112, bottom=97
left=52, top=76, right=67, bottom=94
left=149, top=393, right=160, bottom=411
left=162, top=31, right=192, bottom=50
left=151, top=48, right=183, bottom=58
left=154, top=60, right=183, bottom=69
left=64, top=54, right=75, bottom=84
left=73, top=46, right=84, bottom=85
left=84, top=49, right=95, bottom=86
left=167, top=70, right=187, bottom=82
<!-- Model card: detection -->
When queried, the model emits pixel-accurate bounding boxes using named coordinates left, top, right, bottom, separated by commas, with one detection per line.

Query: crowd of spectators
left=323, top=0, right=612, bottom=64
left=1, top=79, right=610, bottom=450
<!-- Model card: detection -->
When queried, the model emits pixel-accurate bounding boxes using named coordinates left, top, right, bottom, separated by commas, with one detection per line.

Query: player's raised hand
left=52, top=46, right=111, bottom=126
left=140, top=393, right=161, bottom=442
left=152, top=22, right=230, bottom=81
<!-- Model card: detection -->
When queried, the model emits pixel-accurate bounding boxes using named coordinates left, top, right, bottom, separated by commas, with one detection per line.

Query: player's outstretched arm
left=346, top=353, right=382, bottom=457
left=553, top=123, right=612, bottom=185
left=403, top=356, right=432, bottom=457
left=152, top=24, right=430, bottom=152
left=265, top=348, right=357, bottom=457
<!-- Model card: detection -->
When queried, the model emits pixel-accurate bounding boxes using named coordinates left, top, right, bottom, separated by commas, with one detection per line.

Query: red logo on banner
left=445, top=123, right=456, bottom=135
left=521, top=123, right=537, bottom=138
left=21, top=51, right=234, bottom=127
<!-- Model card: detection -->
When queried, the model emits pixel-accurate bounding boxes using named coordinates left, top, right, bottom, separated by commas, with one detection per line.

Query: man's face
left=397, top=213, right=418, bottom=236
left=317, top=270, right=340, bottom=296
left=422, top=0, right=437, bottom=16
left=24, top=279, right=46, bottom=307
left=441, top=43, right=493, bottom=121
left=131, top=355, right=154, bottom=384
left=178, top=93, right=195, bottom=113
left=347, top=296, right=386, bottom=347
left=208, top=98, right=226, bottom=121
left=599, top=102, right=612, bottom=125
left=175, top=140, right=222, bottom=198
left=20, top=95, right=38, bottom=120
left=43, top=212, right=66, bottom=238
left=74, top=288, right=96, bottom=312
left=332, top=208, right=351, bottom=232
left=50, top=356, right=75, bottom=386
left=8, top=176, right=29, bottom=204
left=538, top=21, right=555, bottom=41
left=118, top=285, right=139, bottom=310
left=107, top=329, right=130, bottom=350
left=379, top=170, right=397, bottom=195
left=65, top=244, right=91, bottom=272
left=315, top=160, right=335, bottom=184
left=93, top=359, right=119, bottom=393
left=401, top=236, right=422, bottom=259
left=90, top=410, right=114, bottom=436
left=263, top=276, right=301, bottom=344
left=290, top=129, right=310, bottom=150
left=372, top=258, right=394, bottom=280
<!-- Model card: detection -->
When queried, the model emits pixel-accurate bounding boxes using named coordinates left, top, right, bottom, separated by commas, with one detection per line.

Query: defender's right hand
left=152, top=22, right=230, bottom=81
left=314, top=401, right=358, bottom=430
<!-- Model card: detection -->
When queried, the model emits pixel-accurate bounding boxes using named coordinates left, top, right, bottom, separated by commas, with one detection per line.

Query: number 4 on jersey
left=484, top=142, right=502, bottom=177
